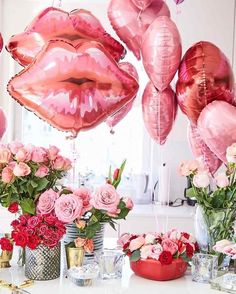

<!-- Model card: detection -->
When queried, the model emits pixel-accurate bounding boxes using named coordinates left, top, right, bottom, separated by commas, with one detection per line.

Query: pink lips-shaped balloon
left=7, top=40, right=139, bottom=137
left=108, top=0, right=170, bottom=60
left=188, top=124, right=222, bottom=175
left=106, top=62, right=139, bottom=128
left=6, top=7, right=126, bottom=66
left=142, top=81, right=177, bottom=145
left=0, top=33, right=3, bottom=53
left=198, top=100, right=236, bottom=163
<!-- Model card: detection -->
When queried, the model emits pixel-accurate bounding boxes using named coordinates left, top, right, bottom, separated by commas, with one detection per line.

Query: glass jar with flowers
left=179, top=143, right=236, bottom=261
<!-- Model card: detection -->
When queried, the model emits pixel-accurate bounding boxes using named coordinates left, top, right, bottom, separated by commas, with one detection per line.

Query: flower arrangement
left=214, top=239, right=236, bottom=259
left=0, top=235, right=13, bottom=252
left=118, top=229, right=199, bottom=264
left=179, top=143, right=236, bottom=253
left=11, top=214, right=66, bottom=249
left=35, top=160, right=133, bottom=246
left=0, top=142, right=71, bottom=215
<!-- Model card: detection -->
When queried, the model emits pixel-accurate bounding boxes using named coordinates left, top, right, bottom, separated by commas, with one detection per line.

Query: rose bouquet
left=179, top=143, right=236, bottom=254
left=0, top=234, right=13, bottom=268
left=0, top=235, right=13, bottom=252
left=0, top=142, right=71, bottom=215
left=11, top=214, right=66, bottom=249
left=118, top=229, right=198, bottom=264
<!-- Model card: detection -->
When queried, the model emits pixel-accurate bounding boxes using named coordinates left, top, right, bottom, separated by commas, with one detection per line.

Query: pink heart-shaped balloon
left=0, top=108, right=7, bottom=140
left=188, top=124, right=222, bottom=174
left=106, top=62, right=139, bottom=128
left=7, top=40, right=139, bottom=137
left=108, top=0, right=170, bottom=60
left=142, top=81, right=177, bottom=145
left=142, top=16, right=182, bottom=91
left=0, top=33, right=3, bottom=53
left=7, top=7, right=125, bottom=66
left=198, top=100, right=236, bottom=163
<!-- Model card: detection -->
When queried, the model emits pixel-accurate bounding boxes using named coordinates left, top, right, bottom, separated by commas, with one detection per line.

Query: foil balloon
left=6, top=7, right=125, bottom=66
left=108, top=0, right=170, bottom=60
left=198, top=101, right=236, bottom=163
left=131, top=0, right=153, bottom=10
left=106, top=62, right=139, bottom=129
left=0, top=33, right=3, bottom=53
left=0, top=108, right=7, bottom=140
left=7, top=40, right=139, bottom=137
left=142, top=16, right=182, bottom=91
left=188, top=124, right=221, bottom=175
left=177, top=41, right=235, bottom=125
left=142, top=81, right=177, bottom=145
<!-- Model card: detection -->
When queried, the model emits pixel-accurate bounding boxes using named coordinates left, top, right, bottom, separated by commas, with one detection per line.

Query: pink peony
left=55, top=194, right=83, bottom=223
left=35, top=165, right=49, bottom=178
left=31, top=147, right=47, bottom=163
left=8, top=141, right=24, bottom=154
left=1, top=166, right=14, bottom=183
left=37, top=189, right=59, bottom=215
left=90, top=184, right=121, bottom=214
left=48, top=145, right=60, bottom=161
left=161, top=238, right=178, bottom=255
left=74, top=187, right=92, bottom=215
left=0, top=147, right=12, bottom=164
left=140, top=245, right=153, bottom=259
left=215, top=172, right=229, bottom=188
left=123, top=197, right=134, bottom=210
left=118, top=233, right=132, bottom=246
left=13, top=162, right=31, bottom=177
left=129, top=236, right=145, bottom=252
left=193, top=172, right=210, bottom=188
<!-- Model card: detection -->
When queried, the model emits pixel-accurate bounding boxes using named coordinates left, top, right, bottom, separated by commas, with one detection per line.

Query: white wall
left=0, top=0, right=236, bottom=202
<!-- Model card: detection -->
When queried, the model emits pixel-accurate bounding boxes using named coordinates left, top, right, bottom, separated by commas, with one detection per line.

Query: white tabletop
left=0, top=260, right=221, bottom=294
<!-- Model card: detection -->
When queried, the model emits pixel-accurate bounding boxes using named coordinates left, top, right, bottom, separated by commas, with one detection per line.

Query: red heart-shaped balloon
left=198, top=100, right=236, bottom=163
left=7, top=7, right=125, bottom=66
left=108, top=0, right=170, bottom=60
left=142, top=81, right=177, bottom=145
left=7, top=40, right=139, bottom=137
left=177, top=41, right=235, bottom=124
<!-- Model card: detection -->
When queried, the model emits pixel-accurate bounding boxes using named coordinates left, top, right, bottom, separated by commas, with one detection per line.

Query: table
left=0, top=260, right=221, bottom=294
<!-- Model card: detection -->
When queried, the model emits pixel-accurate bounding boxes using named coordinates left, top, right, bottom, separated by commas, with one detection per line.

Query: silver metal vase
left=25, top=243, right=60, bottom=280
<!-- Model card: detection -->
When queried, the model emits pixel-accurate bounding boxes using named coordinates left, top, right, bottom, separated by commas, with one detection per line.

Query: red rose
left=8, top=202, right=19, bottom=213
left=5, top=242, right=13, bottom=251
left=182, top=232, right=190, bottom=240
left=113, top=168, right=120, bottom=180
left=0, top=237, right=13, bottom=251
left=43, top=238, right=58, bottom=248
left=159, top=251, right=173, bottom=265
left=44, top=215, right=56, bottom=226
left=27, top=216, right=40, bottom=228
left=19, top=214, right=30, bottom=225
left=123, top=242, right=130, bottom=251
left=11, top=219, right=20, bottom=228
left=27, top=235, right=40, bottom=250
left=13, top=232, right=28, bottom=247
left=194, top=242, right=200, bottom=252
left=37, top=224, right=48, bottom=236
left=186, top=243, right=194, bottom=258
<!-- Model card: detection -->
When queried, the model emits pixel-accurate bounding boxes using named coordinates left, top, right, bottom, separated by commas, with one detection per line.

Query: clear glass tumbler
left=95, top=249, right=124, bottom=279
left=192, top=253, right=218, bottom=283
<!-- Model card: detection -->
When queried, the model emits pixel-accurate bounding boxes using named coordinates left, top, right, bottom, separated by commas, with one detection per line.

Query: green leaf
left=186, top=187, right=196, bottom=198
left=109, top=221, right=117, bottom=231
left=130, top=250, right=140, bottom=262
left=36, top=178, right=49, bottom=192
left=116, top=207, right=130, bottom=219
left=20, top=198, right=36, bottom=215
left=30, top=180, right=38, bottom=188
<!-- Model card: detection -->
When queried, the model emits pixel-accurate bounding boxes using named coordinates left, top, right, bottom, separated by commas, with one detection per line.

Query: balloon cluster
left=6, top=7, right=139, bottom=137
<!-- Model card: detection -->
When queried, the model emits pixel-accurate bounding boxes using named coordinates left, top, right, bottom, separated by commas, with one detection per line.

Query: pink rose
left=193, top=172, right=210, bottom=188
left=27, top=216, right=40, bottom=228
left=117, top=233, right=131, bottom=246
left=37, top=224, right=48, bottom=235
left=55, top=194, right=83, bottom=223
left=90, top=184, right=120, bottom=214
left=145, top=233, right=156, bottom=244
left=215, top=172, right=229, bottom=188
left=149, top=244, right=163, bottom=260
left=35, top=165, right=49, bottom=178
left=0, top=147, right=12, bottom=164
left=74, top=237, right=86, bottom=248
left=168, top=229, right=181, bottom=241
left=140, top=245, right=153, bottom=259
left=226, top=143, right=236, bottom=163
left=1, top=166, right=14, bottom=183
left=63, top=158, right=72, bottom=171
left=37, top=189, right=59, bottom=215
left=53, top=155, right=65, bottom=170
left=13, top=162, right=31, bottom=177
left=129, top=236, right=145, bottom=252
left=8, top=142, right=24, bottom=154
left=15, top=147, right=32, bottom=162
left=123, top=197, right=134, bottom=210
left=161, top=238, right=178, bottom=255
left=31, top=147, right=47, bottom=163
left=178, top=160, right=200, bottom=176
left=47, top=145, right=60, bottom=161
left=213, top=239, right=234, bottom=253
left=74, top=187, right=92, bottom=215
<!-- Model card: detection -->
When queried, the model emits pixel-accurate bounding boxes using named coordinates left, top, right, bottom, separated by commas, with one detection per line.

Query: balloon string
left=231, top=0, right=236, bottom=68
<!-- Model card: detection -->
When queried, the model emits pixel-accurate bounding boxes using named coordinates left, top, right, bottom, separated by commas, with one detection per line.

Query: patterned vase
left=25, top=244, right=60, bottom=280
left=63, top=223, right=105, bottom=262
